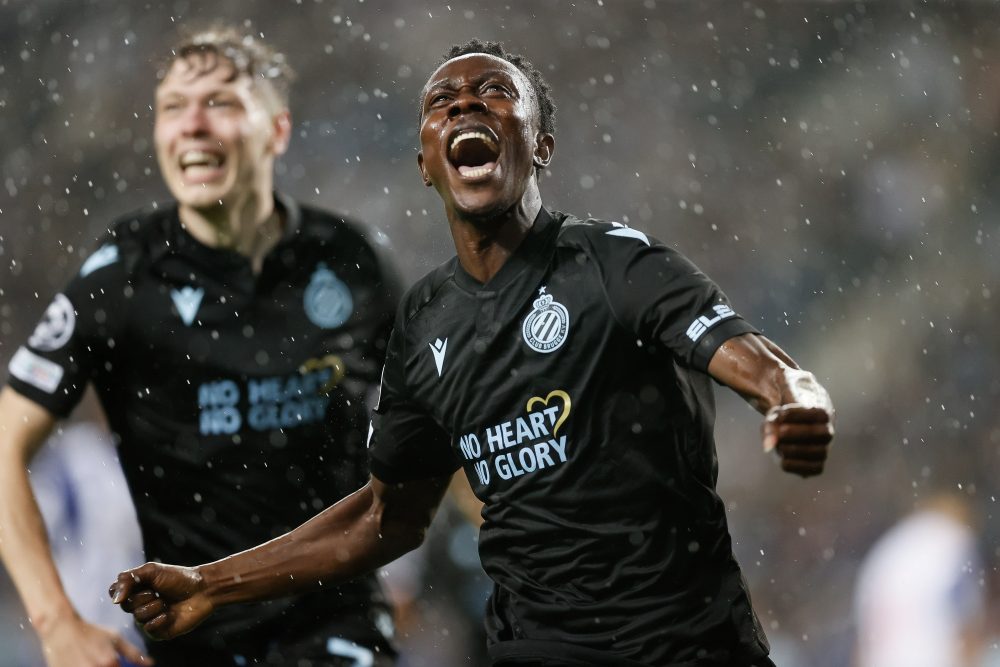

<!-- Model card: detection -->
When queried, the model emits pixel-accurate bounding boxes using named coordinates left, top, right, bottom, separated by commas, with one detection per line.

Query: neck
left=178, top=188, right=283, bottom=272
left=448, top=183, right=543, bottom=285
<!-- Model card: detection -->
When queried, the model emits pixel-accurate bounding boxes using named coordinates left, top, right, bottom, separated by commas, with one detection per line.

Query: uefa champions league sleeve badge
left=521, top=286, right=569, bottom=353
left=304, top=263, right=354, bottom=329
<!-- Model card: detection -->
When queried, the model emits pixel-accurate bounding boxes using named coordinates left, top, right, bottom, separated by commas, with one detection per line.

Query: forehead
left=424, top=53, right=531, bottom=94
left=157, top=54, right=248, bottom=95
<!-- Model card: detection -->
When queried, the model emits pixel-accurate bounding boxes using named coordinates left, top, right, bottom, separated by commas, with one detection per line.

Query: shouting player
left=0, top=27, right=400, bottom=667
left=111, top=40, right=834, bottom=667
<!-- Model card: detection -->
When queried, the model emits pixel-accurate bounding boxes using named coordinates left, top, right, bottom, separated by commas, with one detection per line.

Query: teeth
left=450, top=130, right=498, bottom=152
left=180, top=150, right=222, bottom=168
left=458, top=162, right=497, bottom=178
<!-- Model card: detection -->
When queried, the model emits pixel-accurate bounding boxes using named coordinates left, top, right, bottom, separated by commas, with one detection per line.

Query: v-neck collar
left=167, top=192, right=300, bottom=272
left=453, top=207, right=559, bottom=295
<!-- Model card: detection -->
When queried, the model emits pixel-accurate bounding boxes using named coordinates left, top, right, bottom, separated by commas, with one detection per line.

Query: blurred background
left=1, top=1, right=998, bottom=665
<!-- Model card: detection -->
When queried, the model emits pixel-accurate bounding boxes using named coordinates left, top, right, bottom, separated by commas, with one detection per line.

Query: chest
left=105, top=256, right=386, bottom=435
left=409, top=265, right=624, bottom=438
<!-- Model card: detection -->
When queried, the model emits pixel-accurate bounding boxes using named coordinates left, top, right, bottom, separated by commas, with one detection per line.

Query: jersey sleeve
left=586, top=224, right=759, bottom=371
left=6, top=240, right=125, bottom=417
left=367, top=322, right=459, bottom=484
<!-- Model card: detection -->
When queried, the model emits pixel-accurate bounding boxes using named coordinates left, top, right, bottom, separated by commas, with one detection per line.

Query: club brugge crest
left=521, top=286, right=569, bottom=353
left=304, top=263, right=353, bottom=329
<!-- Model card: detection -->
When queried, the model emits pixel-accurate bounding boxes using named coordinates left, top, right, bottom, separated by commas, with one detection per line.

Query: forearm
left=199, top=480, right=426, bottom=608
left=0, top=445, right=74, bottom=633
left=708, top=334, right=829, bottom=413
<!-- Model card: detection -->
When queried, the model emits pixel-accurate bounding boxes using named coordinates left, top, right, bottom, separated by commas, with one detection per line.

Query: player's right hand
left=109, top=562, right=214, bottom=640
left=37, top=610, right=152, bottom=667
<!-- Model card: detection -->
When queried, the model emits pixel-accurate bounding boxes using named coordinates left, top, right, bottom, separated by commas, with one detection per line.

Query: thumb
left=112, top=633, right=155, bottom=665
left=110, top=563, right=155, bottom=604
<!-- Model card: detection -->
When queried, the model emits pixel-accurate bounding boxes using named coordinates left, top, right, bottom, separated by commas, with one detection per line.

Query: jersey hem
left=487, top=639, right=648, bottom=666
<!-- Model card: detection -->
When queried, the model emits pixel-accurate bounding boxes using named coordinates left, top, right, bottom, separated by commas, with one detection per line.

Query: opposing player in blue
left=111, top=40, right=834, bottom=667
left=0, top=26, right=399, bottom=667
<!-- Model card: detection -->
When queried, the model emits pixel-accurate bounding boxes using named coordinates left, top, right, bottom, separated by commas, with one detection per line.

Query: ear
left=417, top=151, right=432, bottom=187
left=532, top=132, right=554, bottom=170
left=270, top=110, right=293, bottom=156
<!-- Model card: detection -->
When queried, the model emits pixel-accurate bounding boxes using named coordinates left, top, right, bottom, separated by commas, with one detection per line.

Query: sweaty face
left=418, top=54, right=545, bottom=220
left=154, top=56, right=280, bottom=212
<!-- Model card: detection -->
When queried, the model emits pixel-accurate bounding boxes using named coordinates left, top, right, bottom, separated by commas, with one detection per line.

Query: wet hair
left=429, top=39, right=556, bottom=135
left=159, top=25, right=295, bottom=110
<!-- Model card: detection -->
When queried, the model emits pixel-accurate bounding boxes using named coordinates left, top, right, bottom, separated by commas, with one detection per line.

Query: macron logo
left=429, top=337, right=448, bottom=377
left=171, top=286, right=204, bottom=326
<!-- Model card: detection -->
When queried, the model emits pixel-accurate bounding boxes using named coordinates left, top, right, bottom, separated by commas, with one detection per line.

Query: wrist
left=196, top=561, right=233, bottom=608
left=30, top=598, right=77, bottom=638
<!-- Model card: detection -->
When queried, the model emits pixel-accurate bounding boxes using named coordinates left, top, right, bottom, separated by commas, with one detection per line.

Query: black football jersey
left=369, top=208, right=771, bottom=666
left=8, top=195, right=400, bottom=658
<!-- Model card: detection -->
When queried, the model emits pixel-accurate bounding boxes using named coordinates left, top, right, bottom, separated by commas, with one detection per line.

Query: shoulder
left=296, top=202, right=391, bottom=254
left=104, top=202, right=174, bottom=247
left=76, top=202, right=175, bottom=283
left=293, top=201, right=400, bottom=278
left=395, top=259, right=459, bottom=329
left=552, top=209, right=657, bottom=257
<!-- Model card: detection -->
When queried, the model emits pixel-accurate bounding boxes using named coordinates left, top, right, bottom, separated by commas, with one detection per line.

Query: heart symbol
left=299, top=354, right=346, bottom=395
left=526, top=389, right=572, bottom=436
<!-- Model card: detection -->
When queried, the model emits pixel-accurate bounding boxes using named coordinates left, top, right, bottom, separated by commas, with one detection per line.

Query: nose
left=447, top=89, right=487, bottom=119
left=179, top=104, right=210, bottom=136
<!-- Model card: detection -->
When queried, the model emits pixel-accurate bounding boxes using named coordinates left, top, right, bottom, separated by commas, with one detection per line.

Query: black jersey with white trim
left=8, top=195, right=400, bottom=657
left=369, top=208, right=770, bottom=665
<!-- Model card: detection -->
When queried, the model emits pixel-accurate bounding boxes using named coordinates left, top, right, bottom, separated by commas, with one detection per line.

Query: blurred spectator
left=854, top=495, right=985, bottom=667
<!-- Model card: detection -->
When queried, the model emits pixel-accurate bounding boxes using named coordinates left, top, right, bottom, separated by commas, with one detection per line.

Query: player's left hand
left=763, top=404, right=833, bottom=477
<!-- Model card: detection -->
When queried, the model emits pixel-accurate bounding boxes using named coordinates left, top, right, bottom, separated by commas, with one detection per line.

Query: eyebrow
left=423, top=69, right=517, bottom=96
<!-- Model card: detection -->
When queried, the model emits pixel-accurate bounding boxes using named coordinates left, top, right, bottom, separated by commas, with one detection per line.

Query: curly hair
left=426, top=39, right=556, bottom=135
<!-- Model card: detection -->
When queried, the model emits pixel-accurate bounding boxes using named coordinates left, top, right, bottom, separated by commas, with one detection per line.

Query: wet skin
left=417, top=54, right=554, bottom=284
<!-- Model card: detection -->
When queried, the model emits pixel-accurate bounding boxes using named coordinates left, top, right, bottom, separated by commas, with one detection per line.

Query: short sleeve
left=7, top=241, right=124, bottom=417
left=367, top=324, right=459, bottom=483
left=588, top=225, right=759, bottom=371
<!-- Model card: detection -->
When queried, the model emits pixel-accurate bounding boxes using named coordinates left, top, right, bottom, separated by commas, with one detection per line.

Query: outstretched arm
left=707, top=334, right=834, bottom=477
left=110, top=474, right=450, bottom=639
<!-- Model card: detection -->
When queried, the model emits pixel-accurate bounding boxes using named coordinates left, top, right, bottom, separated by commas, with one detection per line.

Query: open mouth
left=178, top=149, right=226, bottom=180
left=447, top=128, right=500, bottom=179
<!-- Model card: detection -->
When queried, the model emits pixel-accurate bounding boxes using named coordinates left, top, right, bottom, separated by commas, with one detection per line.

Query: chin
left=171, top=180, right=231, bottom=207
left=454, top=199, right=510, bottom=225
left=448, top=186, right=512, bottom=222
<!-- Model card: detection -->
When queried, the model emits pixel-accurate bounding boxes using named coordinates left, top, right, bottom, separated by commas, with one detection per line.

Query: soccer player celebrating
left=1, top=27, right=400, bottom=667
left=110, top=41, right=833, bottom=667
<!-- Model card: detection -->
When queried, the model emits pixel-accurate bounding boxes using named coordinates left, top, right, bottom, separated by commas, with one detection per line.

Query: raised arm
left=707, top=333, right=834, bottom=477
left=110, top=473, right=451, bottom=640
left=0, top=387, right=150, bottom=666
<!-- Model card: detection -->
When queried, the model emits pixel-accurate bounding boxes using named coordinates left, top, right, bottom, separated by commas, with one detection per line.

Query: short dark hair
left=159, top=25, right=295, bottom=109
left=433, top=39, right=556, bottom=135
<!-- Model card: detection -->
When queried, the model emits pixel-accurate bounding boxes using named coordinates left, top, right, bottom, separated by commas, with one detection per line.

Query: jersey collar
left=453, top=207, right=560, bottom=295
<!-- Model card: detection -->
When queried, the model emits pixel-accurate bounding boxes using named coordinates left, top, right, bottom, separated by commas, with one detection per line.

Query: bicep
left=0, top=387, right=58, bottom=463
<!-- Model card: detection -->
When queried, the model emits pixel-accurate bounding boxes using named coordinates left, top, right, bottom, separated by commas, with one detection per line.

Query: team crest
left=304, top=263, right=353, bottom=329
left=521, top=286, right=569, bottom=354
